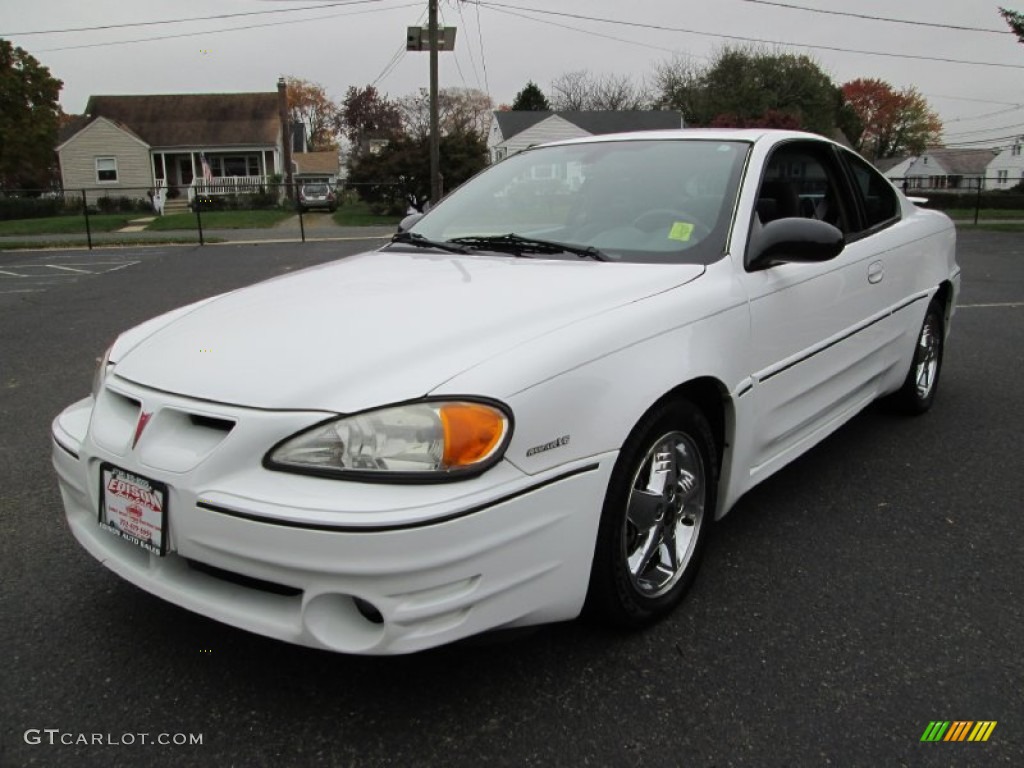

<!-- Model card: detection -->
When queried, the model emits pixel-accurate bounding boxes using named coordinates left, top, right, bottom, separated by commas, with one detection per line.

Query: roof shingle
left=84, top=93, right=281, bottom=148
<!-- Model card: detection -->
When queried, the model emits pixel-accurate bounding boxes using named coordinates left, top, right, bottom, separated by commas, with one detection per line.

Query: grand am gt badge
left=526, top=435, right=570, bottom=457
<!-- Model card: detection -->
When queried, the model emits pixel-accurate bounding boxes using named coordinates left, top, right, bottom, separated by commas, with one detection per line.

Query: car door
left=836, top=149, right=931, bottom=382
left=741, top=139, right=895, bottom=478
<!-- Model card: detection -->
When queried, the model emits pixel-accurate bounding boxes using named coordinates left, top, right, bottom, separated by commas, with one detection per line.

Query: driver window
left=756, top=144, right=851, bottom=234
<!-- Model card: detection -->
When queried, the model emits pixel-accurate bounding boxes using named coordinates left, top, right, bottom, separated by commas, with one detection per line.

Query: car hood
left=112, top=249, right=704, bottom=413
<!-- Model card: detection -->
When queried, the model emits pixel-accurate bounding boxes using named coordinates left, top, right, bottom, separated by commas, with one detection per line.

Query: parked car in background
left=298, top=183, right=336, bottom=212
left=53, top=129, right=959, bottom=655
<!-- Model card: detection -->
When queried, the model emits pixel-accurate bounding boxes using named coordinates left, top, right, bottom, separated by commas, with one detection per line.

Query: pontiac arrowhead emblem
left=132, top=411, right=153, bottom=449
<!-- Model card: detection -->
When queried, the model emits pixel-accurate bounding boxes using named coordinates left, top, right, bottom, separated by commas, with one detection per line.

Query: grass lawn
left=956, top=222, right=1024, bottom=233
left=332, top=201, right=402, bottom=227
left=146, top=210, right=293, bottom=231
left=0, top=214, right=136, bottom=235
left=0, top=237, right=224, bottom=250
left=943, top=208, right=1024, bottom=220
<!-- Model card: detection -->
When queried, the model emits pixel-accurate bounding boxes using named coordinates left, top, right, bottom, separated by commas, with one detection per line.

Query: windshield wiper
left=390, top=231, right=468, bottom=254
left=449, top=233, right=610, bottom=261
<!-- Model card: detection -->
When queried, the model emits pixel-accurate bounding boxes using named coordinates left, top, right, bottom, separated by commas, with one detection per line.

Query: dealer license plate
left=99, top=463, right=168, bottom=556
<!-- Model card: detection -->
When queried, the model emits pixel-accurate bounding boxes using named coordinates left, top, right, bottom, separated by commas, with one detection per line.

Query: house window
left=494, top=147, right=507, bottom=161
left=1013, top=144, right=1021, bottom=156
left=96, top=157, right=118, bottom=183
left=998, top=170, right=1009, bottom=185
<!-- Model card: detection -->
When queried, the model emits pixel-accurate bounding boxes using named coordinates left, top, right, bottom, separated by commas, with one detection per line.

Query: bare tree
left=549, top=70, right=594, bottom=110
left=549, top=70, right=649, bottom=110
left=591, top=73, right=650, bottom=110
left=398, top=87, right=493, bottom=139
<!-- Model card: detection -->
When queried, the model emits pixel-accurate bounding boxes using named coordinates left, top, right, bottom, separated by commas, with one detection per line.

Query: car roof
left=538, top=128, right=837, bottom=150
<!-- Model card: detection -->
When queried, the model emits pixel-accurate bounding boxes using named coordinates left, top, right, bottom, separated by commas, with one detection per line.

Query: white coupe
left=52, top=130, right=959, bottom=654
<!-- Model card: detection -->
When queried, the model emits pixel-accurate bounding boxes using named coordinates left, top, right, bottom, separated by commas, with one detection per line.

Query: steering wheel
left=632, top=208, right=712, bottom=237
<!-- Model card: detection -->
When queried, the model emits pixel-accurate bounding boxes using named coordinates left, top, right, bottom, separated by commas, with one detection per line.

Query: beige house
left=293, top=151, right=342, bottom=185
left=57, top=89, right=287, bottom=205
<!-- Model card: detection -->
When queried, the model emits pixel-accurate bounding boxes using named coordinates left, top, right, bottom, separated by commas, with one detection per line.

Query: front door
left=178, top=157, right=194, bottom=191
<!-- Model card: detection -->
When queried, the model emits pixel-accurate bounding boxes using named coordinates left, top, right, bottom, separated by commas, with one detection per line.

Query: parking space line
left=958, top=302, right=1023, bottom=308
left=0, top=269, right=26, bottom=277
left=44, top=264, right=93, bottom=274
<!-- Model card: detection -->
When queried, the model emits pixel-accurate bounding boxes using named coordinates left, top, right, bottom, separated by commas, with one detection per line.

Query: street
left=1, top=230, right=1021, bottom=767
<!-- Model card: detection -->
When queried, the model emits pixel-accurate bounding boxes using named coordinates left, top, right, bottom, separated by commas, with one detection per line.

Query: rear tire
left=585, top=399, right=717, bottom=627
left=892, top=300, right=945, bottom=415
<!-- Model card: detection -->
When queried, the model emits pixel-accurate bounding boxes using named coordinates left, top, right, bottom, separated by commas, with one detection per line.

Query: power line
left=735, top=0, right=1011, bottom=35
left=371, top=5, right=426, bottom=86
left=478, top=3, right=696, bottom=59
left=455, top=0, right=484, bottom=90
left=472, top=0, right=491, bottom=95
left=34, top=2, right=419, bottom=54
left=944, top=105, right=1024, bottom=125
left=944, top=120, right=1024, bottom=139
left=470, top=1, right=1024, bottom=70
left=2, top=0, right=391, bottom=36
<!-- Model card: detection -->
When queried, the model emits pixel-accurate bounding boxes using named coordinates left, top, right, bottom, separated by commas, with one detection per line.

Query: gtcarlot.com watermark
left=24, top=729, right=203, bottom=747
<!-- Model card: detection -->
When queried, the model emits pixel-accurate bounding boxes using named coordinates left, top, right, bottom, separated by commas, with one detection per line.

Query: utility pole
left=428, top=0, right=441, bottom=205
left=406, top=4, right=455, bottom=204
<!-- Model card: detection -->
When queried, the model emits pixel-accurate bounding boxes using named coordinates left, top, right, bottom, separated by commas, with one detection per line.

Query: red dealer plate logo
left=98, top=463, right=169, bottom=556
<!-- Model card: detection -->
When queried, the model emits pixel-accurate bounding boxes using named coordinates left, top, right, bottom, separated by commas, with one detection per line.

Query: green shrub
left=0, top=195, right=66, bottom=221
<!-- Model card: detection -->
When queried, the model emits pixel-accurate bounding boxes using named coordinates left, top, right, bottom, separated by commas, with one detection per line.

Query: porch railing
left=189, top=175, right=270, bottom=201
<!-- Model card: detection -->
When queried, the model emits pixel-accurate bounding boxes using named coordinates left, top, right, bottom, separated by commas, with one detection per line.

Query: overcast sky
left=2, top=0, right=1021, bottom=147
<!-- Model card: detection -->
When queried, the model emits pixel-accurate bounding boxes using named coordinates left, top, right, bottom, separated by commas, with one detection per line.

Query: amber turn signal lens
left=439, top=403, right=508, bottom=468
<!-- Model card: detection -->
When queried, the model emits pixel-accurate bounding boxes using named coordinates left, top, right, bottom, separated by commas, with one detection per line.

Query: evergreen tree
left=511, top=81, right=550, bottom=111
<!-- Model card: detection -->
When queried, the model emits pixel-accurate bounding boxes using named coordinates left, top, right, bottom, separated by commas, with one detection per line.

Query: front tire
left=585, top=399, right=717, bottom=627
left=892, top=300, right=945, bottom=415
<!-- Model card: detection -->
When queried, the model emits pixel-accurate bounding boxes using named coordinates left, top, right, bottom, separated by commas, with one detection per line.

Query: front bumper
left=52, top=383, right=614, bottom=655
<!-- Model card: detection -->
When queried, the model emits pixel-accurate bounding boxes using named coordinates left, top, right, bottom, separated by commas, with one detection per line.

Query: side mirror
left=397, top=213, right=423, bottom=233
left=747, top=218, right=844, bottom=271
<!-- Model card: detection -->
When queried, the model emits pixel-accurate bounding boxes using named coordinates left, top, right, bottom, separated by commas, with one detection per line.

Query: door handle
left=867, top=261, right=884, bottom=284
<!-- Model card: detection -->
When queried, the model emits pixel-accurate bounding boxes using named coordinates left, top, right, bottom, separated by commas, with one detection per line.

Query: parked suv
left=298, top=183, right=337, bottom=213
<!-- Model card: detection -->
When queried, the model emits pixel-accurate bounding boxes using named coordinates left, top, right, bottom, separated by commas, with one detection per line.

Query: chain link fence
left=0, top=182, right=403, bottom=249
left=890, top=176, right=1024, bottom=225
left=2, top=176, right=1020, bottom=249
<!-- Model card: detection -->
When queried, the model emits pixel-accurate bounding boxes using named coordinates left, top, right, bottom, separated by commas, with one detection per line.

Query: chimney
left=277, top=77, right=294, bottom=197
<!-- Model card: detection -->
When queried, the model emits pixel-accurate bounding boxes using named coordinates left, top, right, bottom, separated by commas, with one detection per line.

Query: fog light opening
left=354, top=597, right=384, bottom=625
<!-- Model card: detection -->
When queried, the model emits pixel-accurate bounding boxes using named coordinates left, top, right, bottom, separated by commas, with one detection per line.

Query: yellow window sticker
left=668, top=222, right=695, bottom=242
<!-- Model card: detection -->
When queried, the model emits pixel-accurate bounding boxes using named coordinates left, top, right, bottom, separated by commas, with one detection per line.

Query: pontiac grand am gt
left=52, top=130, right=959, bottom=654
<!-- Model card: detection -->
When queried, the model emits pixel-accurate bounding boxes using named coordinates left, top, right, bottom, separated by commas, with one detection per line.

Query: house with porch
left=899, top=148, right=997, bottom=192
left=56, top=87, right=288, bottom=210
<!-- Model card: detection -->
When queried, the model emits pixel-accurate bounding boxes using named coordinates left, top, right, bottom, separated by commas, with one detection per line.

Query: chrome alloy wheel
left=915, top=313, right=941, bottom=399
left=623, top=431, right=706, bottom=598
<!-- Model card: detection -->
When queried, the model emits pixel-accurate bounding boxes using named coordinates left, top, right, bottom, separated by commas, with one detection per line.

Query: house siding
left=59, top=118, right=153, bottom=203
left=987, top=139, right=1024, bottom=190
left=493, top=116, right=590, bottom=161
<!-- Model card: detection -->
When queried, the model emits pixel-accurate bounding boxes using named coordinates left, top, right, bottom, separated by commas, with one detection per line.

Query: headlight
left=91, top=343, right=115, bottom=399
left=265, top=399, right=513, bottom=481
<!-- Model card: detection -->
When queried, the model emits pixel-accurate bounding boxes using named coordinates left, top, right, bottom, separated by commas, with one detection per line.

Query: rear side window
left=842, top=150, right=900, bottom=232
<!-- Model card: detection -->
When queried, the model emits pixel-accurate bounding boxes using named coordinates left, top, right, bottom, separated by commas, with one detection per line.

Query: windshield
left=407, top=139, right=750, bottom=264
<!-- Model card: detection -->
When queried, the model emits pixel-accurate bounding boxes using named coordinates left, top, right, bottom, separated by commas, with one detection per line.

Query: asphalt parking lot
left=1, top=230, right=1021, bottom=767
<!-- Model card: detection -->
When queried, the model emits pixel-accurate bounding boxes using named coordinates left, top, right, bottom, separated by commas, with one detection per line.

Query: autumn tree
left=284, top=76, right=339, bottom=151
left=549, top=70, right=649, bottom=111
left=841, top=79, right=942, bottom=159
left=655, top=47, right=840, bottom=135
left=0, top=40, right=63, bottom=188
left=398, top=87, right=493, bottom=140
left=511, top=81, right=549, bottom=111
left=338, top=85, right=403, bottom=153
left=346, top=130, right=487, bottom=213
left=1000, top=7, right=1024, bottom=41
